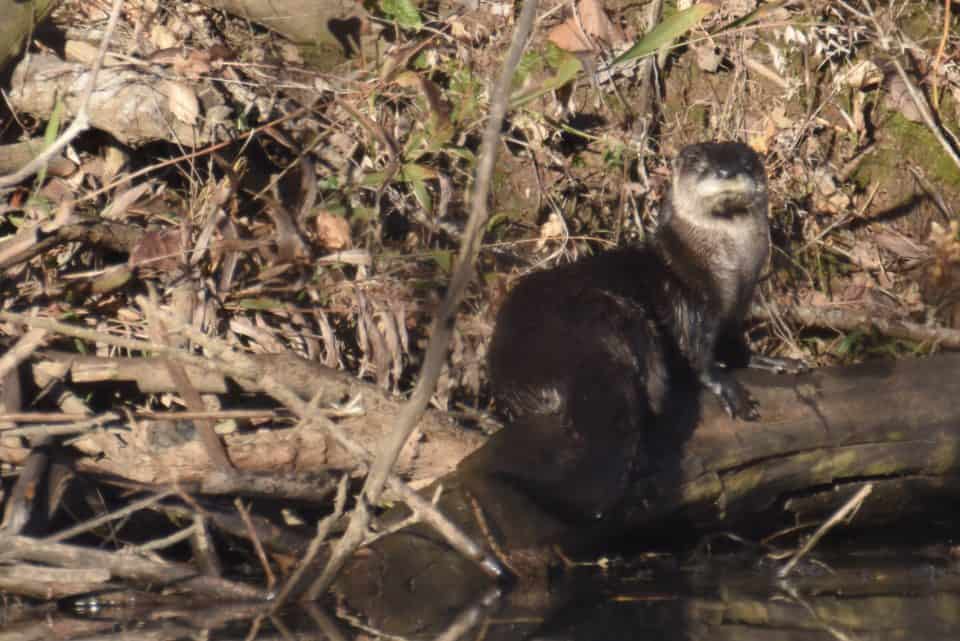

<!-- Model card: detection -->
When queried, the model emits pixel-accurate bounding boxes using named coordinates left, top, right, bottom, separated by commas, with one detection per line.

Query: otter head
left=668, top=142, right=768, bottom=226
left=659, top=142, right=771, bottom=319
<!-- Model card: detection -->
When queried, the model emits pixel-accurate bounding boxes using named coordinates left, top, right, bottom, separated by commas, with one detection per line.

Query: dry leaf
left=748, top=104, right=788, bottom=153
left=883, top=74, right=924, bottom=123
left=748, top=116, right=777, bottom=154
left=316, top=211, right=352, bottom=250
left=837, top=60, right=881, bottom=89
left=548, top=21, right=593, bottom=53
left=103, top=145, right=129, bottom=184
left=693, top=43, right=723, bottom=73
left=811, top=168, right=850, bottom=214
left=102, top=182, right=152, bottom=220
left=578, top=0, right=625, bottom=47
left=548, top=0, right=625, bottom=53
left=164, top=81, right=199, bottom=125
left=150, top=24, right=178, bottom=50
left=536, top=212, right=566, bottom=250
left=280, top=42, right=303, bottom=64
left=129, top=228, right=183, bottom=273
left=873, top=229, right=927, bottom=261
left=172, top=50, right=215, bottom=78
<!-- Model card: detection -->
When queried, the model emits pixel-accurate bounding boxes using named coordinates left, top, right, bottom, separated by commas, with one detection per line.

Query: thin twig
left=361, top=0, right=539, bottom=508
left=0, top=0, right=125, bottom=188
left=778, top=483, right=872, bottom=577
left=931, top=0, right=951, bottom=107
left=763, top=304, right=960, bottom=349
left=45, top=490, right=177, bottom=543
left=271, top=474, right=348, bottom=609
left=133, top=299, right=505, bottom=588
left=235, top=498, right=276, bottom=591
left=0, top=329, right=48, bottom=383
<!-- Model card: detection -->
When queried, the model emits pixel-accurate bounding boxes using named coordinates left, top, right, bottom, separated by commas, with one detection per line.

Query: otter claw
left=702, top=369, right=759, bottom=421
left=749, top=354, right=808, bottom=375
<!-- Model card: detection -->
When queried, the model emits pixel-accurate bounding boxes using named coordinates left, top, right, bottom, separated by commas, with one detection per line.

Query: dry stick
left=0, top=305, right=501, bottom=588
left=0, top=409, right=281, bottom=423
left=0, top=0, right=125, bottom=189
left=0, top=413, right=122, bottom=438
left=235, top=497, right=276, bottom=591
left=133, top=524, right=197, bottom=552
left=930, top=0, right=952, bottom=107
left=0, top=328, right=51, bottom=534
left=271, top=475, right=348, bottom=610
left=0, top=534, right=265, bottom=600
left=305, top=0, right=542, bottom=596
left=130, top=301, right=504, bottom=588
left=777, top=483, right=873, bottom=578
left=361, top=0, right=540, bottom=508
left=147, top=308, right=234, bottom=473
left=0, top=311, right=215, bottom=366
left=773, top=304, right=960, bottom=349
left=44, top=490, right=176, bottom=543
left=0, top=329, right=48, bottom=382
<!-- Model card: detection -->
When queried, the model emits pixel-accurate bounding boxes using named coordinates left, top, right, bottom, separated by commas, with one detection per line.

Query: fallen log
left=335, top=353, right=960, bottom=629
left=0, top=351, right=484, bottom=489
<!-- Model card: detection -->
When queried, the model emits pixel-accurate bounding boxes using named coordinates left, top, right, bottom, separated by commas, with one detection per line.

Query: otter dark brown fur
left=487, top=142, right=772, bottom=519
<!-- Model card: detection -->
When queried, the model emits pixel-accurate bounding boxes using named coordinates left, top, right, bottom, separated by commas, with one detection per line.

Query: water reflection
left=9, top=544, right=957, bottom=641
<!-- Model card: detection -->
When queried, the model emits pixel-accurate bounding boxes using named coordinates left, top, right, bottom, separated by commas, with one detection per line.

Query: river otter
left=487, top=142, right=782, bottom=519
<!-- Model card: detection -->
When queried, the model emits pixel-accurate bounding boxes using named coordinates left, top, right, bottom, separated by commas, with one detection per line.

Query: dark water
left=4, top=545, right=959, bottom=640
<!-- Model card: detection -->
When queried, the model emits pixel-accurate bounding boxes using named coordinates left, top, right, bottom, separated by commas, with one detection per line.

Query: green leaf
left=510, top=44, right=583, bottom=109
left=611, top=3, right=716, bottom=66
left=835, top=330, right=865, bottom=356
left=379, top=0, right=423, bottom=30
left=402, top=163, right=435, bottom=212
left=361, top=171, right=387, bottom=188
left=400, top=162, right=438, bottom=182
left=45, top=98, right=63, bottom=147
left=430, top=250, right=453, bottom=273
left=317, top=175, right=339, bottom=190
left=238, top=297, right=284, bottom=310
left=38, top=97, right=64, bottom=187
left=486, top=212, right=513, bottom=231
left=444, top=146, right=476, bottom=164
left=410, top=176, right=432, bottom=213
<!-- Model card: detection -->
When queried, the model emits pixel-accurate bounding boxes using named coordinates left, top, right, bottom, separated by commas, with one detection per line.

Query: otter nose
left=715, top=165, right=734, bottom=179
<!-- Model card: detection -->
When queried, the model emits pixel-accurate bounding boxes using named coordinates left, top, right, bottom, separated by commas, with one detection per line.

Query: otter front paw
left=749, top=354, right=808, bottom=375
left=700, top=369, right=759, bottom=420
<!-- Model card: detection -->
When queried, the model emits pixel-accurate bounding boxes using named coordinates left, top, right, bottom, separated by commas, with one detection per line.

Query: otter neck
left=654, top=210, right=770, bottom=325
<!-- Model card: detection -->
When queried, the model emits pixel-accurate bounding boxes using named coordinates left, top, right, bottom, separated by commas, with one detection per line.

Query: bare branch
left=362, top=0, right=540, bottom=508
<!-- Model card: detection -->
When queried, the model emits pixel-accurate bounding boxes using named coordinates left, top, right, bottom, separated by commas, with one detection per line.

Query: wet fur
left=487, top=142, right=769, bottom=520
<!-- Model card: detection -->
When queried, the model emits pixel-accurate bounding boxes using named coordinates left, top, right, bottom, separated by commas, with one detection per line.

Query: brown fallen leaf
left=315, top=211, right=352, bottom=251
left=548, top=21, right=593, bottom=53
left=578, top=0, right=625, bottom=47
left=548, top=0, right=626, bottom=53
left=129, top=227, right=183, bottom=274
